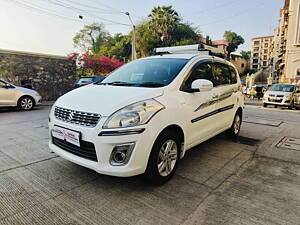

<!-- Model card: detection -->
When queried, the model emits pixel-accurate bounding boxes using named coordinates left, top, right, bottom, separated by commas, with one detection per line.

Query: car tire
left=288, top=101, right=294, bottom=110
left=144, top=129, right=181, bottom=185
left=18, top=96, right=35, bottom=111
left=226, top=110, right=242, bottom=139
left=263, top=103, right=268, bottom=108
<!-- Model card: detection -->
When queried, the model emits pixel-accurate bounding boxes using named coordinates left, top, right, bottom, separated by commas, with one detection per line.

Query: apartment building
left=250, top=36, right=274, bottom=71
left=271, top=0, right=300, bottom=83
left=282, top=0, right=300, bottom=83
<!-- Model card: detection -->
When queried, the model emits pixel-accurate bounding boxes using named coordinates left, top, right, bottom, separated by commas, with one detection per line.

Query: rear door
left=212, top=63, right=239, bottom=130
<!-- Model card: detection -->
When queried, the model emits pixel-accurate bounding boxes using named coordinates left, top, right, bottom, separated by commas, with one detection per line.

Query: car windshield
left=99, top=58, right=188, bottom=87
left=270, top=84, right=295, bottom=92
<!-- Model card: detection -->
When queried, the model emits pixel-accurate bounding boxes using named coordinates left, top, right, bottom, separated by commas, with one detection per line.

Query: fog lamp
left=110, top=143, right=135, bottom=166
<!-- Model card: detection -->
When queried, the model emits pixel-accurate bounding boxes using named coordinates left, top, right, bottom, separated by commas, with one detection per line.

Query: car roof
left=144, top=54, right=231, bottom=64
left=146, top=54, right=204, bottom=60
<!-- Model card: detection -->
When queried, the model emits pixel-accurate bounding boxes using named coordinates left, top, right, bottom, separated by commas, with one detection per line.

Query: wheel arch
left=156, top=124, right=185, bottom=157
left=17, top=95, right=36, bottom=106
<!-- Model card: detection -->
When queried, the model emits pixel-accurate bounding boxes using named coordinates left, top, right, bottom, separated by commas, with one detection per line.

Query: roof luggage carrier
left=154, top=44, right=225, bottom=59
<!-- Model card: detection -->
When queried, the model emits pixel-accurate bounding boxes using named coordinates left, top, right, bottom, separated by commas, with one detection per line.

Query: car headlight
left=103, top=99, right=165, bottom=129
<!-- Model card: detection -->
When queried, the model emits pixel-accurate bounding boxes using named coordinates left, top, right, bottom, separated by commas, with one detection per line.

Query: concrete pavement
left=0, top=105, right=299, bottom=224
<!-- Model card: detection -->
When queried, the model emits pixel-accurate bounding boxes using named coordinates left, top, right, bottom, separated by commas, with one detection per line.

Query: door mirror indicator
left=191, top=79, right=213, bottom=92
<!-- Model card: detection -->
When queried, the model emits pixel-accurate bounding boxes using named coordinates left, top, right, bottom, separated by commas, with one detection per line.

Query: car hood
left=15, top=86, right=38, bottom=95
left=265, top=91, right=291, bottom=96
left=55, top=85, right=164, bottom=116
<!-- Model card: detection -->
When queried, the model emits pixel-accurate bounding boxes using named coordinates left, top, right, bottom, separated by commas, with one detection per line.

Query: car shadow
left=0, top=106, right=43, bottom=113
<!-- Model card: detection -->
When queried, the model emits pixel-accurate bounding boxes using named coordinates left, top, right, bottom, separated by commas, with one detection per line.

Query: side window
left=229, top=66, right=238, bottom=84
left=185, top=62, right=213, bottom=88
left=213, top=63, right=232, bottom=86
left=0, top=81, right=6, bottom=88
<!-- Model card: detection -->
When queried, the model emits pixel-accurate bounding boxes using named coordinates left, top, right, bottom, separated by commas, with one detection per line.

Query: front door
left=180, top=61, right=220, bottom=148
left=0, top=80, right=16, bottom=106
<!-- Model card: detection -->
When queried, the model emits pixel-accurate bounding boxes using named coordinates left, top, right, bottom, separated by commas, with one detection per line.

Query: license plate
left=52, top=126, right=80, bottom=147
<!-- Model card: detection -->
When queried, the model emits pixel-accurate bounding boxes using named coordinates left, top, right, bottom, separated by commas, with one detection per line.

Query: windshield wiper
left=137, top=82, right=165, bottom=87
left=98, top=81, right=135, bottom=86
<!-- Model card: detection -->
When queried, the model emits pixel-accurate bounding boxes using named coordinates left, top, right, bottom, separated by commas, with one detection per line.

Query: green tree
left=223, top=30, right=245, bottom=56
left=148, top=6, right=180, bottom=44
left=73, top=23, right=110, bottom=54
left=97, top=33, right=131, bottom=61
left=171, top=23, right=200, bottom=45
left=240, top=50, right=251, bottom=60
left=129, top=22, right=161, bottom=57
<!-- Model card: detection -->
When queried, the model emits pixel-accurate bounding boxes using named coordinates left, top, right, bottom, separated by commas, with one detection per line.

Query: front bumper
left=48, top=117, right=157, bottom=177
left=34, top=95, right=42, bottom=105
left=263, top=97, right=291, bottom=106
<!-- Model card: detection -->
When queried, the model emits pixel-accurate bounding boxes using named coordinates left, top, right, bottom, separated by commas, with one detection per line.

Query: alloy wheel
left=157, top=139, right=178, bottom=177
left=233, top=114, right=241, bottom=134
left=21, top=98, right=33, bottom=110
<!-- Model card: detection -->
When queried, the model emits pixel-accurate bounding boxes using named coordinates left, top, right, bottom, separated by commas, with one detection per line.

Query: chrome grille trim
left=54, top=106, right=101, bottom=128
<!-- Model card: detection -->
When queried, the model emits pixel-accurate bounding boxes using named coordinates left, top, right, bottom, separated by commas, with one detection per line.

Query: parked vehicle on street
left=74, top=76, right=106, bottom=88
left=248, top=84, right=267, bottom=99
left=49, top=45, right=244, bottom=184
left=263, top=83, right=300, bottom=109
left=0, top=79, right=42, bottom=110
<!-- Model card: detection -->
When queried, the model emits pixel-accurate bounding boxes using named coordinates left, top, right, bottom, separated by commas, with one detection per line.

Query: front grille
left=269, top=98, right=282, bottom=103
left=52, top=137, right=97, bottom=161
left=54, top=107, right=101, bottom=128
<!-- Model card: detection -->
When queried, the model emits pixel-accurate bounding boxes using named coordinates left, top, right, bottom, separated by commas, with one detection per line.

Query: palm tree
left=148, top=6, right=179, bottom=44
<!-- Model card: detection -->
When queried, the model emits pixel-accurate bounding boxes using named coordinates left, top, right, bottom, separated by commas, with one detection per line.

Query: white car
left=49, top=54, right=244, bottom=184
left=0, top=79, right=42, bottom=110
left=263, top=84, right=300, bottom=109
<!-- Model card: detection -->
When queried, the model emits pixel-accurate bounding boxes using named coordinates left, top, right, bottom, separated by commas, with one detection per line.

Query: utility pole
left=125, top=12, right=137, bottom=60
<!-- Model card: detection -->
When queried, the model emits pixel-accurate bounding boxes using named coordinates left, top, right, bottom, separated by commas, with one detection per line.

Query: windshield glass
left=100, top=58, right=188, bottom=87
left=270, top=84, right=295, bottom=92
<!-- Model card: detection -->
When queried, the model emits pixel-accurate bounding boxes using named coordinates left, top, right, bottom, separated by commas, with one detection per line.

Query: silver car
left=0, top=79, right=42, bottom=110
left=263, top=84, right=300, bottom=109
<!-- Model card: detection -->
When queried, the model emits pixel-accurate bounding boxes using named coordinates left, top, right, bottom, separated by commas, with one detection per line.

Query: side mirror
left=191, top=79, right=213, bottom=92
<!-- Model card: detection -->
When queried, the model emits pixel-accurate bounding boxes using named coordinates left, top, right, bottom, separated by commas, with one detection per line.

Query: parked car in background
left=0, top=79, right=42, bottom=110
left=248, top=84, right=268, bottom=99
left=74, top=76, right=106, bottom=88
left=263, top=83, right=300, bottom=109
left=49, top=50, right=244, bottom=184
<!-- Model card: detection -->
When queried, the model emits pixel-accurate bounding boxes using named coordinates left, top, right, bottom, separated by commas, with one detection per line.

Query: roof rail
left=154, top=44, right=225, bottom=59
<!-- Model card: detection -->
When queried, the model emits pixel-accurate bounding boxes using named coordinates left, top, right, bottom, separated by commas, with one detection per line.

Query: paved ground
left=0, top=102, right=299, bottom=225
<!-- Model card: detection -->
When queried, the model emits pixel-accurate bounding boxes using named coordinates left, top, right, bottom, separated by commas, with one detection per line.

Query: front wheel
left=18, top=96, right=34, bottom=110
left=226, top=111, right=242, bottom=139
left=288, top=101, right=294, bottom=110
left=263, top=103, right=268, bottom=108
left=144, top=130, right=181, bottom=185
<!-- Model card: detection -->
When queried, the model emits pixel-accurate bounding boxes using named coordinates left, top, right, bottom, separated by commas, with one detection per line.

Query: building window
left=263, top=61, right=267, bottom=66
left=297, top=68, right=300, bottom=76
left=263, top=55, right=268, bottom=60
left=264, top=43, right=268, bottom=48
left=254, top=41, right=260, bottom=45
left=296, top=4, right=300, bottom=44
left=241, top=63, right=245, bottom=68
left=253, top=53, right=259, bottom=58
left=264, top=49, right=268, bottom=54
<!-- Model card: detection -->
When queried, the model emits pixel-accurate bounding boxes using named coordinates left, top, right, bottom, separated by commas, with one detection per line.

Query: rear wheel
left=226, top=111, right=242, bottom=139
left=144, top=130, right=181, bottom=185
left=18, top=96, right=34, bottom=110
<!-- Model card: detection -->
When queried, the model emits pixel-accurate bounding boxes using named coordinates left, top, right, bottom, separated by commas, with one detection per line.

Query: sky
left=0, top=0, right=284, bottom=56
